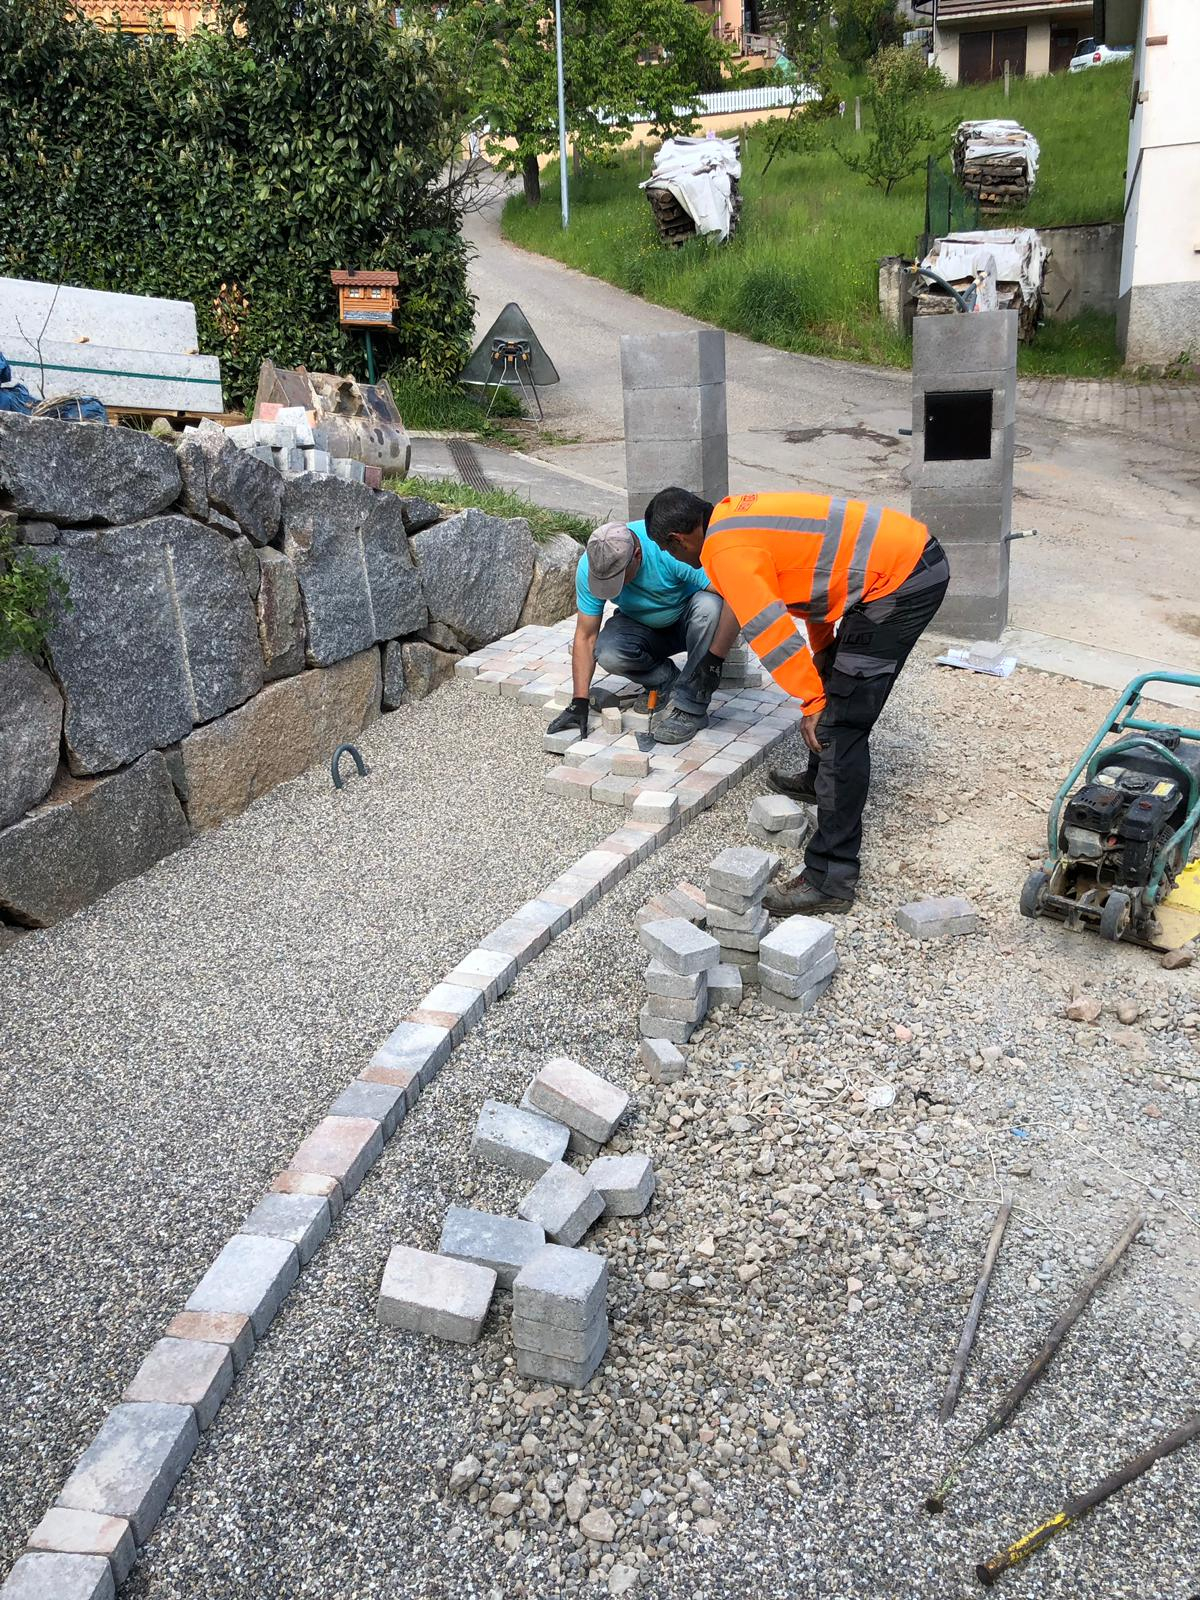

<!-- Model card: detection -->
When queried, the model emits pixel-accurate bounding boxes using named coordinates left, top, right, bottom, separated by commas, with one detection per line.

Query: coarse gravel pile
left=92, top=659, right=1199, bottom=1600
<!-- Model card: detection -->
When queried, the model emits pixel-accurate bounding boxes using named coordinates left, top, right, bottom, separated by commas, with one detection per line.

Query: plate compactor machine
left=1021, top=672, right=1200, bottom=951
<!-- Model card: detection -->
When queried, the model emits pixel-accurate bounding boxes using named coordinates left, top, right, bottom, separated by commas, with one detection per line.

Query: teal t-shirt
left=575, top=520, right=710, bottom=629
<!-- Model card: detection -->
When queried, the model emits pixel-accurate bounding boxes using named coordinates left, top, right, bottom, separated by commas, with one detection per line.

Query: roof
left=936, top=0, right=1090, bottom=18
left=329, top=269, right=399, bottom=287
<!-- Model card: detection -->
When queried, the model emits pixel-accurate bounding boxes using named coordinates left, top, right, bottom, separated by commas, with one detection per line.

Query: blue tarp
left=0, top=351, right=108, bottom=422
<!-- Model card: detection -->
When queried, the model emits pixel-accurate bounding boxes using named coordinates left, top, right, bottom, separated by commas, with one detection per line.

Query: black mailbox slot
left=923, top=389, right=993, bottom=461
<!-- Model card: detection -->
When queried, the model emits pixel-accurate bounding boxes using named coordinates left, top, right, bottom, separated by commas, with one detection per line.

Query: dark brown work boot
left=766, top=766, right=818, bottom=804
left=763, top=873, right=854, bottom=916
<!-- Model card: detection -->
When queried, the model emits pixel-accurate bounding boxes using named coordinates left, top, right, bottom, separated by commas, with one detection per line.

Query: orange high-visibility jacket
left=702, top=492, right=928, bottom=715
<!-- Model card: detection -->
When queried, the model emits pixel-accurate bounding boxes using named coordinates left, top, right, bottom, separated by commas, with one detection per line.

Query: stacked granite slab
left=705, top=847, right=776, bottom=987
left=749, top=793, right=813, bottom=853
left=719, top=637, right=762, bottom=689
left=638, top=917, right=720, bottom=1045
left=513, top=1244, right=610, bottom=1388
left=758, top=915, right=838, bottom=1013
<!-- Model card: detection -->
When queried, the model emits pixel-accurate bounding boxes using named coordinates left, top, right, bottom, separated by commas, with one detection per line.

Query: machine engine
left=1059, top=733, right=1200, bottom=895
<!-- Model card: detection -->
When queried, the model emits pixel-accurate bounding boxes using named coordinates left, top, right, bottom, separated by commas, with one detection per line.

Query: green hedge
left=0, top=0, right=473, bottom=410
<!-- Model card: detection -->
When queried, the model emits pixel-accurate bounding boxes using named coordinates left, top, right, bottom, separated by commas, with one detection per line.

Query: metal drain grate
left=447, top=436, right=492, bottom=492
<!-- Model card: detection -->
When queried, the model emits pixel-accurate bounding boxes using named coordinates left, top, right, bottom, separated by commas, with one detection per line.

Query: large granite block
left=255, top=548, right=306, bottom=681
left=517, top=532, right=583, bottom=627
left=0, top=654, right=62, bottom=829
left=190, top=424, right=283, bottom=547
left=412, top=509, right=536, bottom=650
left=0, top=415, right=180, bottom=526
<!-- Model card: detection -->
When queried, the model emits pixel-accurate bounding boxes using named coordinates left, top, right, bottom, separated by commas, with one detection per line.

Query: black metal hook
left=331, top=743, right=369, bottom=790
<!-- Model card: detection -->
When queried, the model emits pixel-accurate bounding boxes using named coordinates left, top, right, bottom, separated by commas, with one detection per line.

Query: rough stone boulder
left=282, top=477, right=427, bottom=667
left=0, top=415, right=181, bottom=526
left=256, top=549, right=306, bottom=681
left=0, top=654, right=63, bottom=829
left=190, top=424, right=283, bottom=547
left=40, top=516, right=264, bottom=775
left=401, top=640, right=457, bottom=700
left=518, top=532, right=583, bottom=627
left=412, top=509, right=536, bottom=650
left=173, top=648, right=381, bottom=832
left=392, top=494, right=442, bottom=534
left=381, top=640, right=406, bottom=710
left=0, top=752, right=190, bottom=926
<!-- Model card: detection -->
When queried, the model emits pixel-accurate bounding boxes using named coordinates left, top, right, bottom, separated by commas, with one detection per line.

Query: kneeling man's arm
left=570, top=610, right=602, bottom=699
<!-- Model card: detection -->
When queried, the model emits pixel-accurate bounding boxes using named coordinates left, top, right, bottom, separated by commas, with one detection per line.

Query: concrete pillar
left=909, top=310, right=1018, bottom=641
left=619, top=331, right=729, bottom=522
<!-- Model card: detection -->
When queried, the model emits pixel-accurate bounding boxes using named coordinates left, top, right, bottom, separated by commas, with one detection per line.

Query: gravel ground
left=79, top=658, right=1199, bottom=1600
left=0, top=684, right=619, bottom=1566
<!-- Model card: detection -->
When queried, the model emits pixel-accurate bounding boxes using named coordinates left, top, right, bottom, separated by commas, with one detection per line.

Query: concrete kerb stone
left=471, top=1099, right=571, bottom=1179
left=518, top=1162, right=605, bottom=1246
left=56, top=1403, right=199, bottom=1546
left=328, top=1079, right=408, bottom=1139
left=584, top=1154, right=655, bottom=1217
left=370, top=1019, right=452, bottom=1087
left=267, top=1169, right=345, bottom=1220
left=1, top=1553, right=116, bottom=1600
left=121, top=1338, right=233, bottom=1431
left=379, top=1246, right=496, bottom=1344
left=288, top=1114, right=384, bottom=1196
left=183, top=1234, right=300, bottom=1338
left=526, top=1057, right=630, bottom=1145
left=415, top=980, right=486, bottom=1035
left=439, top=1207, right=546, bottom=1289
left=25, top=1508, right=135, bottom=1587
left=163, top=1309, right=255, bottom=1374
left=357, top=1061, right=421, bottom=1112
left=442, top=947, right=519, bottom=1001
left=240, top=1191, right=331, bottom=1265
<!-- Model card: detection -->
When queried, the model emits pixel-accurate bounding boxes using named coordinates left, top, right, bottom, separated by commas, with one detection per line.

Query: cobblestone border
left=1, top=628, right=805, bottom=1600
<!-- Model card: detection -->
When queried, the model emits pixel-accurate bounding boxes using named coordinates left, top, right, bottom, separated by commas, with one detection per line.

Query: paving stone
left=515, top=1321, right=608, bottom=1388
left=750, top=818, right=809, bottom=850
left=239, top=1191, right=331, bottom=1265
left=163, top=1310, right=255, bottom=1374
left=637, top=1005, right=698, bottom=1045
left=591, top=773, right=638, bottom=807
left=644, top=959, right=707, bottom=1001
left=512, top=1311, right=607, bottom=1362
left=513, top=1244, right=608, bottom=1332
left=705, top=900, right=769, bottom=934
left=895, top=895, right=980, bottom=939
left=612, top=750, right=650, bottom=777
left=56, top=1402, right=198, bottom=1545
left=121, top=1337, right=233, bottom=1431
left=442, top=947, right=518, bottom=1002
left=758, top=915, right=836, bottom=976
left=471, top=1099, right=570, bottom=1178
left=639, top=1037, right=687, bottom=1084
left=584, top=1153, right=655, bottom=1217
left=749, top=794, right=807, bottom=833
left=267, top=1170, right=344, bottom=1221
left=288, top=1114, right=385, bottom=1198
left=631, top=791, right=678, bottom=825
left=478, top=917, right=549, bottom=967
left=327, top=1078, right=408, bottom=1139
left=637, top=917, right=720, bottom=975
left=708, top=846, right=774, bottom=897
left=518, top=1162, right=605, bottom=1246
left=759, top=973, right=834, bottom=1013
left=416, top=980, right=486, bottom=1034
left=757, top=947, right=839, bottom=998
left=704, top=880, right=766, bottom=915
left=438, top=1206, right=546, bottom=1289
left=717, top=925, right=767, bottom=955
left=358, top=1061, right=421, bottom=1112
left=543, top=726, right=583, bottom=754
left=0, top=1553, right=115, bottom=1600
left=183, top=1234, right=299, bottom=1337
left=708, top=963, right=744, bottom=1010
left=379, top=1245, right=496, bottom=1343
left=526, top=1056, right=629, bottom=1145
left=26, top=1509, right=134, bottom=1586
left=642, top=986, right=707, bottom=1023
left=370, top=1019, right=453, bottom=1087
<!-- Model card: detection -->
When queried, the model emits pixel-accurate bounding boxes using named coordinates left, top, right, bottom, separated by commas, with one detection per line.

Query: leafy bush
left=0, top=0, right=473, bottom=411
left=838, top=43, right=949, bottom=194
left=869, top=43, right=946, bottom=99
left=835, top=0, right=905, bottom=70
left=0, top=532, right=70, bottom=663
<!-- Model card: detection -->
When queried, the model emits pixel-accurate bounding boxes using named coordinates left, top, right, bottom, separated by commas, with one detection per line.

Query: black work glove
left=547, top=697, right=590, bottom=737
left=693, top=654, right=723, bottom=704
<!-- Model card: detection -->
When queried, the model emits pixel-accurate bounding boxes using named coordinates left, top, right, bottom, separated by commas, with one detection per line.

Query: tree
left=834, top=0, right=904, bottom=71
left=441, top=0, right=726, bottom=207
left=837, top=42, right=948, bottom=195
left=755, top=0, right=839, bottom=175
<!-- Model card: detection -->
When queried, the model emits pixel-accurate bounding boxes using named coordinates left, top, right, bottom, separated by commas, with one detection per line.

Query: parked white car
left=1069, top=37, right=1133, bottom=71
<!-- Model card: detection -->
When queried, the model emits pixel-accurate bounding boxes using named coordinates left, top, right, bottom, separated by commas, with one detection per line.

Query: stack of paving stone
left=705, top=846, right=775, bottom=987
left=637, top=916, right=721, bottom=1045
left=512, top=1244, right=610, bottom=1387
left=757, top=914, right=838, bottom=1013
left=719, top=637, right=761, bottom=688
left=191, top=408, right=380, bottom=486
left=635, top=881, right=706, bottom=930
left=748, top=792, right=813, bottom=853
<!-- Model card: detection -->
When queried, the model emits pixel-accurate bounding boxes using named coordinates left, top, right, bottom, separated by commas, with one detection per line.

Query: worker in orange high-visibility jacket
left=644, top=486, right=950, bottom=914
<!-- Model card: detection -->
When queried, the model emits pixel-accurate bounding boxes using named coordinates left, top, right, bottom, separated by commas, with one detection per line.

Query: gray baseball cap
left=586, top=521, right=638, bottom=600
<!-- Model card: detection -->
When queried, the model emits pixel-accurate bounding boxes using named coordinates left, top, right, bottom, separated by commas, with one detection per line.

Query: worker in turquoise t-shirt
left=546, top=518, right=740, bottom=744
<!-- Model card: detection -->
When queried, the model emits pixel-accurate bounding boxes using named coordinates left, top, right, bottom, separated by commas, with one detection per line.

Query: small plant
left=838, top=45, right=950, bottom=195
left=0, top=530, right=70, bottom=663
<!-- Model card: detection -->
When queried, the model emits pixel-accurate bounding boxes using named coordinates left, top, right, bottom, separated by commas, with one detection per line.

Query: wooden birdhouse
left=330, top=268, right=399, bottom=330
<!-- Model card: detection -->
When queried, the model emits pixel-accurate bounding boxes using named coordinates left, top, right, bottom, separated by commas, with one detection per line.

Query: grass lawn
left=384, top=474, right=593, bottom=543
left=502, top=63, right=1132, bottom=377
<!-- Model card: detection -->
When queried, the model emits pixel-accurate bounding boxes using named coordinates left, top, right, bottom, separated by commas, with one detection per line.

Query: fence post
left=1003, top=60, right=1010, bottom=97
left=854, top=95, right=862, bottom=132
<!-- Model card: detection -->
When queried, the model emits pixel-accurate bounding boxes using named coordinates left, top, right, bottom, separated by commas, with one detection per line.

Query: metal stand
left=482, top=338, right=545, bottom=422
left=363, top=330, right=377, bottom=385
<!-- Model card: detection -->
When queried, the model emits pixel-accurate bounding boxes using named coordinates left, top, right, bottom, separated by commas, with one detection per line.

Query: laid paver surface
left=5, top=654, right=1195, bottom=1598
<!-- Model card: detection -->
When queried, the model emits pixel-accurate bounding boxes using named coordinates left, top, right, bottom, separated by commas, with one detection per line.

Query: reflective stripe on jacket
left=701, top=492, right=928, bottom=714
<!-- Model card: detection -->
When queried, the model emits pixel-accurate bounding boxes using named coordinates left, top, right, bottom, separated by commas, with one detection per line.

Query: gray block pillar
left=619, top=330, right=728, bottom=522
left=909, top=310, right=1018, bottom=641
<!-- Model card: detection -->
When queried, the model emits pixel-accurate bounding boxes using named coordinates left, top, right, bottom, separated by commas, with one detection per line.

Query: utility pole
left=554, top=0, right=570, bottom=228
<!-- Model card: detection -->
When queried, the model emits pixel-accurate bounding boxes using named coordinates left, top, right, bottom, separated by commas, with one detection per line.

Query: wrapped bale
left=641, top=136, right=742, bottom=247
left=952, top=120, right=1039, bottom=213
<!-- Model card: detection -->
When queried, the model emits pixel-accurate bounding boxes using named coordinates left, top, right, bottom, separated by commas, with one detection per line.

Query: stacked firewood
left=953, top=121, right=1038, bottom=212
left=645, top=180, right=742, bottom=247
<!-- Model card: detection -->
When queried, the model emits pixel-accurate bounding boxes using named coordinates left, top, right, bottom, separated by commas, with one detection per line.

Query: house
left=685, top=0, right=778, bottom=65
left=76, top=0, right=213, bottom=33
left=916, top=0, right=1094, bottom=82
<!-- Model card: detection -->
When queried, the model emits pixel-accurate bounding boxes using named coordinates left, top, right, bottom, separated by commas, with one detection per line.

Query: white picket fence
left=598, top=82, right=817, bottom=128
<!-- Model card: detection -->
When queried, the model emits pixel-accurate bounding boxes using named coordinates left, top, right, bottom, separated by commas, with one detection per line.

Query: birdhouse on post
left=330, top=268, right=399, bottom=328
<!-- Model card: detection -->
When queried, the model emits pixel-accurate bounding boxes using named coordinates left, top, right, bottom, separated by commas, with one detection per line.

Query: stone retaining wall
left=0, top=415, right=582, bottom=942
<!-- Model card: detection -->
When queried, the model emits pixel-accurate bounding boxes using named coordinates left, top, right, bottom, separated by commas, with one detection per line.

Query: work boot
left=650, top=703, right=709, bottom=744
left=766, top=765, right=818, bottom=804
left=629, top=665, right=679, bottom=716
left=763, top=872, right=854, bottom=916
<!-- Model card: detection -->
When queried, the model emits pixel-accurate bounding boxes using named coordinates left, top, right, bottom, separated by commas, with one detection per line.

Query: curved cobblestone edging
left=0, top=625, right=802, bottom=1599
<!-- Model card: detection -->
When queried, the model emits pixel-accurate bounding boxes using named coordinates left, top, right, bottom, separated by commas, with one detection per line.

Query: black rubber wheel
left=1100, top=890, right=1131, bottom=942
left=1020, top=869, right=1050, bottom=919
